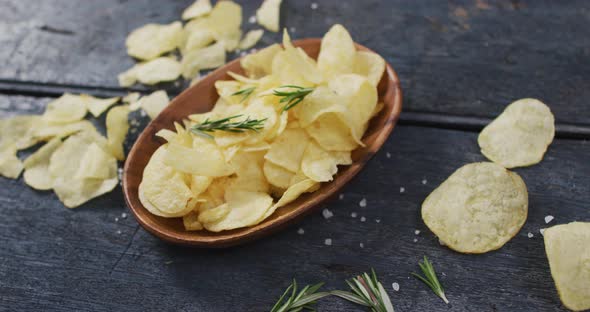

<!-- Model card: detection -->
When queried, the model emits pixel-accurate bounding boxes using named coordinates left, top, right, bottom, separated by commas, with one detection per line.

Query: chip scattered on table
left=422, top=162, right=528, bottom=253
left=478, top=98, right=555, bottom=168
left=544, top=222, right=590, bottom=311
left=126, top=22, right=183, bottom=60
left=256, top=0, right=282, bottom=32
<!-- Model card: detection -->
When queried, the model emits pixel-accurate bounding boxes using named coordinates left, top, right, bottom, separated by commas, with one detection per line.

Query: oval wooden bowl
left=123, top=38, right=403, bottom=247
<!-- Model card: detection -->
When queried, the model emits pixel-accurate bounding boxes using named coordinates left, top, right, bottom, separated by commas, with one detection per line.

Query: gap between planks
left=1, top=80, right=589, bottom=140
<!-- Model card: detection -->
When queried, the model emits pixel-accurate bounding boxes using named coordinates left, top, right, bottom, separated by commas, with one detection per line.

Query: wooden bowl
left=123, top=38, right=403, bottom=247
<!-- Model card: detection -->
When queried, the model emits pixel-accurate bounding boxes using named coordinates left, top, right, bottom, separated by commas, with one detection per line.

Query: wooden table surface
left=1, top=1, right=589, bottom=311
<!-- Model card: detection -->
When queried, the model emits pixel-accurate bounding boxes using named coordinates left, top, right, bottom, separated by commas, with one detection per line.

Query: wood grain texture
left=123, top=38, right=402, bottom=247
left=1, top=0, right=590, bottom=125
left=1, top=95, right=589, bottom=311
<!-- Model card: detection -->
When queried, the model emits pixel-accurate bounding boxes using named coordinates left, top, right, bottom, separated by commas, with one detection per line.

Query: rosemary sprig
left=190, top=114, right=266, bottom=139
left=231, top=87, right=256, bottom=103
left=332, top=269, right=394, bottom=312
left=272, top=85, right=315, bottom=111
left=270, top=280, right=330, bottom=312
left=411, top=256, right=449, bottom=304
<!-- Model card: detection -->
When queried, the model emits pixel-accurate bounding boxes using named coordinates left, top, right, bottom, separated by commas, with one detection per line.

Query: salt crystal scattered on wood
left=544, top=215, right=554, bottom=224
left=359, top=198, right=367, bottom=207
left=324, top=238, right=332, bottom=246
left=392, top=282, right=400, bottom=291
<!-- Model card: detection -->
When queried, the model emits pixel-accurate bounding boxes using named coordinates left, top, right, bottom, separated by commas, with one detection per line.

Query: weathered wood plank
left=1, top=0, right=590, bottom=125
left=1, top=95, right=588, bottom=311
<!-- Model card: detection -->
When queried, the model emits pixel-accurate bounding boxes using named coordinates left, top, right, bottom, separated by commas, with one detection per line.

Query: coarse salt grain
left=422, top=179, right=428, bottom=185
left=115, top=217, right=119, bottom=222
left=359, top=242, right=364, bottom=248
left=338, top=194, right=344, bottom=200
left=351, top=212, right=357, bottom=218
left=121, top=212, right=127, bottom=219
left=392, top=282, right=400, bottom=291
left=386, top=152, right=391, bottom=158
left=400, top=187, right=405, bottom=193
left=359, top=198, right=367, bottom=207
left=414, top=230, right=420, bottom=235
left=375, top=219, right=381, bottom=223
left=413, top=238, right=418, bottom=243
left=311, top=2, right=318, bottom=9
left=544, top=215, right=554, bottom=224
left=116, top=230, right=122, bottom=235
left=527, top=232, right=534, bottom=238
left=297, top=228, right=305, bottom=235
left=540, top=228, right=546, bottom=236
left=322, top=208, right=334, bottom=219
left=140, top=110, right=147, bottom=117
left=324, top=238, right=332, bottom=246
left=289, top=27, right=296, bottom=32
left=248, top=15, right=257, bottom=24
left=360, top=216, right=366, bottom=222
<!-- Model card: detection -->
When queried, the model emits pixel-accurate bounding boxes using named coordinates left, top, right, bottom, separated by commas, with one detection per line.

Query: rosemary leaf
left=411, top=256, right=449, bottom=304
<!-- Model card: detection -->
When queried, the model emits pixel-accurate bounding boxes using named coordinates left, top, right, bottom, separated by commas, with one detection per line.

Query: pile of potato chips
left=0, top=91, right=170, bottom=208
left=119, top=0, right=282, bottom=87
left=139, top=24, right=386, bottom=232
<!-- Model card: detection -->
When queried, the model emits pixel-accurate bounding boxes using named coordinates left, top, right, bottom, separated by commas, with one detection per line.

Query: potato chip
left=43, top=93, right=88, bottom=124
left=256, top=0, right=281, bottom=32
left=238, top=29, right=264, bottom=50
left=328, top=74, right=378, bottom=144
left=478, top=98, right=555, bottom=168
left=295, top=85, right=346, bottom=127
left=0, top=143, right=23, bottom=179
left=301, top=142, right=350, bottom=182
left=305, top=113, right=358, bottom=151
left=263, top=160, right=294, bottom=189
left=31, top=120, right=95, bottom=141
left=198, top=203, right=230, bottom=224
left=202, top=190, right=273, bottom=232
left=422, top=162, right=528, bottom=253
left=544, top=222, right=590, bottom=311
left=23, top=138, right=62, bottom=190
left=240, top=44, right=282, bottom=78
left=106, top=105, right=130, bottom=161
left=272, top=31, right=323, bottom=85
left=317, top=24, right=356, bottom=79
left=183, top=27, right=215, bottom=53
left=264, top=127, right=310, bottom=172
left=138, top=90, right=169, bottom=119
left=242, top=141, right=270, bottom=152
left=354, top=51, right=386, bottom=87
left=215, top=79, right=245, bottom=105
left=191, top=175, right=212, bottom=197
left=205, top=1, right=242, bottom=52
left=183, top=211, right=204, bottom=231
left=0, top=115, right=42, bottom=149
left=126, top=21, right=182, bottom=60
left=118, top=57, right=182, bottom=87
left=50, top=132, right=118, bottom=208
left=217, top=28, right=242, bottom=52
left=85, top=95, right=120, bottom=117
left=139, top=145, right=194, bottom=217
left=75, top=143, right=117, bottom=179
left=122, top=92, right=141, bottom=104
left=227, top=151, right=269, bottom=193
left=261, top=179, right=317, bottom=220
left=163, top=141, right=233, bottom=177
left=181, top=41, right=226, bottom=79
left=182, top=0, right=212, bottom=20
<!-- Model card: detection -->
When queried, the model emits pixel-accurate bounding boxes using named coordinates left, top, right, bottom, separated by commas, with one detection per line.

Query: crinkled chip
left=118, top=57, right=182, bottom=87
left=181, top=41, right=226, bottom=79
left=264, top=128, right=310, bottom=172
left=317, top=24, right=356, bottom=79
left=163, top=141, right=233, bottom=177
left=31, top=120, right=95, bottom=141
left=306, top=113, right=358, bottom=152
left=0, top=143, right=23, bottom=179
left=198, top=203, right=230, bottom=224
left=183, top=211, right=204, bottom=231
left=263, top=160, right=294, bottom=189
left=478, top=98, right=555, bottom=168
left=123, top=92, right=141, bottom=104
left=205, top=1, right=242, bottom=52
left=202, top=190, right=273, bottom=232
left=227, top=151, right=269, bottom=193
left=139, top=145, right=194, bottom=217
left=354, top=51, right=386, bottom=87
left=256, top=0, right=281, bottom=32
left=106, top=105, right=130, bottom=160
left=272, top=31, right=323, bottom=85
left=261, top=179, right=317, bottom=220
left=49, top=131, right=118, bottom=208
left=183, top=27, right=215, bottom=54
left=0, top=115, right=41, bottom=149
left=126, top=22, right=182, bottom=60
left=182, top=0, right=212, bottom=20
left=301, top=142, right=350, bottom=182
left=85, top=95, right=120, bottom=117
left=544, top=222, right=590, bottom=312
left=239, top=29, right=264, bottom=50
left=43, top=93, right=88, bottom=124
left=240, top=43, right=281, bottom=78
left=75, top=143, right=117, bottom=179
left=23, top=137, right=62, bottom=190
left=295, top=85, right=346, bottom=127
left=422, top=162, right=528, bottom=254
left=138, top=90, right=169, bottom=119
